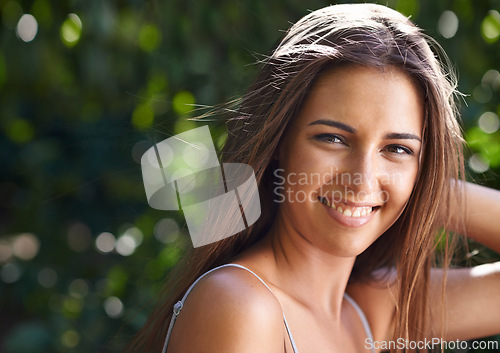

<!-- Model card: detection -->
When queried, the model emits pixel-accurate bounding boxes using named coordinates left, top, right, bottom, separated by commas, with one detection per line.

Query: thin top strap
left=161, top=264, right=376, bottom=353
left=161, top=263, right=299, bottom=353
left=343, top=292, right=376, bottom=353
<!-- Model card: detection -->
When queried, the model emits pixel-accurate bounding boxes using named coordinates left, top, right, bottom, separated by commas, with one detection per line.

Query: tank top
left=161, top=263, right=376, bottom=353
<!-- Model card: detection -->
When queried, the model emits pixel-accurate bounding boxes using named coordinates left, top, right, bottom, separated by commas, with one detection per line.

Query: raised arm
left=448, top=181, right=500, bottom=250
left=429, top=181, right=500, bottom=341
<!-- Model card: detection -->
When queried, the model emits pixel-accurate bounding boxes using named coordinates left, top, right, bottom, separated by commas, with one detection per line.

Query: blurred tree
left=0, top=0, right=498, bottom=352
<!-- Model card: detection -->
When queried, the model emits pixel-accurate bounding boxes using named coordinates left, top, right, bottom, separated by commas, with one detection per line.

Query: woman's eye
left=386, top=145, right=414, bottom=155
left=314, top=133, right=345, bottom=144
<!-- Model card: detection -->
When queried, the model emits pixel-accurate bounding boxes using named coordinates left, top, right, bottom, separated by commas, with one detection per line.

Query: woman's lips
left=318, top=196, right=380, bottom=227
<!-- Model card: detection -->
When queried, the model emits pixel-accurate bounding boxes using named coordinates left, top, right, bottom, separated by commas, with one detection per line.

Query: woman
left=128, top=4, right=500, bottom=352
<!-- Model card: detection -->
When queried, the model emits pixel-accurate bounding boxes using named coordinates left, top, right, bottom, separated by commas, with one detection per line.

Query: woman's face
left=275, top=65, right=424, bottom=256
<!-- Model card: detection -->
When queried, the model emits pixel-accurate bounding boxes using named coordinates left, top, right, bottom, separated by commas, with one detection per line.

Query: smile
left=318, top=196, right=381, bottom=219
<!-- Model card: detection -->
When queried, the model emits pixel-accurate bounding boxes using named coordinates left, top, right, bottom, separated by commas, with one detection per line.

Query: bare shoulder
left=346, top=268, right=398, bottom=342
left=167, top=266, right=285, bottom=353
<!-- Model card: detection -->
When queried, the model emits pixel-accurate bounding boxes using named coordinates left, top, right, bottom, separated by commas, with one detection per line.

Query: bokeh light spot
left=60, top=13, right=82, bottom=47
left=481, top=69, right=500, bottom=87
left=438, top=10, right=459, bottom=39
left=468, top=154, right=489, bottom=173
left=38, top=267, right=57, bottom=288
left=172, top=90, right=195, bottom=115
left=6, top=118, right=35, bottom=143
left=61, top=330, right=80, bottom=348
left=478, top=112, right=500, bottom=134
left=138, top=24, right=161, bottom=52
left=115, top=234, right=136, bottom=256
left=69, top=279, right=89, bottom=299
left=95, top=232, right=115, bottom=253
left=183, top=142, right=210, bottom=168
left=131, top=103, right=154, bottom=129
left=171, top=168, right=196, bottom=193
left=473, top=84, right=492, bottom=103
left=12, top=233, right=40, bottom=260
left=481, top=10, right=500, bottom=43
left=174, top=118, right=198, bottom=135
left=63, top=297, right=82, bottom=315
left=154, top=218, right=180, bottom=244
left=132, top=140, right=153, bottom=164
left=104, top=296, right=124, bottom=318
left=0, top=241, right=13, bottom=263
left=67, top=222, right=92, bottom=252
left=31, top=0, right=53, bottom=27
left=16, top=14, right=38, bottom=42
left=2, top=1, right=23, bottom=30
left=122, top=226, right=143, bottom=246
left=1, top=263, right=22, bottom=283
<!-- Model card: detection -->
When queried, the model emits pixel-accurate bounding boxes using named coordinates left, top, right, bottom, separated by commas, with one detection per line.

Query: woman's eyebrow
left=308, top=119, right=356, bottom=133
left=384, top=132, right=422, bottom=142
left=308, top=119, right=422, bottom=142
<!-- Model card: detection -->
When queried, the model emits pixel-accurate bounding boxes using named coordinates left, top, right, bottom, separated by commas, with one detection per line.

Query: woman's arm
left=430, top=264, right=500, bottom=341
left=448, top=181, right=500, bottom=251
left=429, top=181, right=500, bottom=340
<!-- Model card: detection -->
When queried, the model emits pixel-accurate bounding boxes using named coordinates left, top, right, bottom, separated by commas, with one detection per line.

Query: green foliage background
left=0, top=0, right=499, bottom=352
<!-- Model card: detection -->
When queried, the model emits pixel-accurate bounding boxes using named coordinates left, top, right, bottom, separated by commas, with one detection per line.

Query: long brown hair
left=126, top=4, right=464, bottom=352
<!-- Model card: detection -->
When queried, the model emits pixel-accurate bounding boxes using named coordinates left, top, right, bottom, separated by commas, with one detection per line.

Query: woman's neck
left=236, top=220, right=356, bottom=321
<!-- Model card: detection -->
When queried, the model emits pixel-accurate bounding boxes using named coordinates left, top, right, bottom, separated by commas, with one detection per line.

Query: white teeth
left=319, top=196, right=375, bottom=218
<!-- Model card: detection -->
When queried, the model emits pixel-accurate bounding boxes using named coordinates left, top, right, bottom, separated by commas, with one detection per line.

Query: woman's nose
left=342, top=151, right=380, bottom=197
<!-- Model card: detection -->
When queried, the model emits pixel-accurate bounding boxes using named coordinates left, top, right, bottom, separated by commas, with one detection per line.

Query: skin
left=167, top=66, right=500, bottom=353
